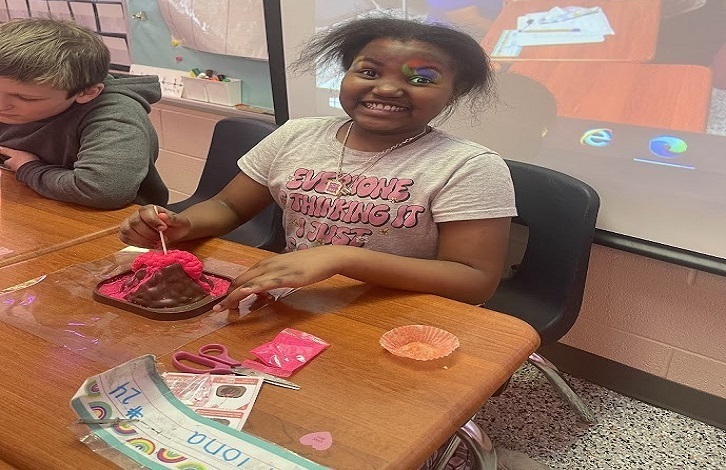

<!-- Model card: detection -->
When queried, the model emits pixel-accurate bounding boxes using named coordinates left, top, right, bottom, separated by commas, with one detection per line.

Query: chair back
left=167, top=117, right=285, bottom=252
left=486, top=160, right=600, bottom=345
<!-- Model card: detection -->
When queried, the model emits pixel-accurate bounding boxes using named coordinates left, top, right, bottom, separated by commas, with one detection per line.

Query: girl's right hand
left=118, top=204, right=192, bottom=248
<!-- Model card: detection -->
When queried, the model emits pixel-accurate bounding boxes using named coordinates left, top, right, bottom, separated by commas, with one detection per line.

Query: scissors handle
left=198, top=343, right=242, bottom=367
left=171, top=351, right=233, bottom=375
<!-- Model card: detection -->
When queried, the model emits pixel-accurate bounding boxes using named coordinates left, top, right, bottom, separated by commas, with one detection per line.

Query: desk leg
left=456, top=419, right=497, bottom=470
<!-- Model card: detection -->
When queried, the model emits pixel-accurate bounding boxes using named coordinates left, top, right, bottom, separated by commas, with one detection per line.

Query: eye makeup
left=402, top=61, right=442, bottom=83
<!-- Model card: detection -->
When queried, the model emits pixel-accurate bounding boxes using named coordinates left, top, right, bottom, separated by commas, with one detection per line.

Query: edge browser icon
left=648, top=135, right=687, bottom=158
left=580, top=128, right=613, bottom=147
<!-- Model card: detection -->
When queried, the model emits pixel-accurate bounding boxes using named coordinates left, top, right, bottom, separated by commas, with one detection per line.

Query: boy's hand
left=0, top=146, right=40, bottom=172
left=215, top=246, right=344, bottom=311
left=118, top=204, right=192, bottom=248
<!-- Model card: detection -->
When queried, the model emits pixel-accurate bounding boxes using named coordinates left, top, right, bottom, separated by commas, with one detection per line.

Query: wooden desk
left=509, top=62, right=713, bottom=132
left=0, top=236, right=540, bottom=470
left=483, top=0, right=661, bottom=62
left=0, top=171, right=137, bottom=268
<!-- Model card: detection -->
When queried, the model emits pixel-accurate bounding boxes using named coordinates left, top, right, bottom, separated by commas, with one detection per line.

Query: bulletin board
left=0, top=0, right=275, bottom=109
left=126, top=0, right=274, bottom=108
left=0, top=0, right=132, bottom=69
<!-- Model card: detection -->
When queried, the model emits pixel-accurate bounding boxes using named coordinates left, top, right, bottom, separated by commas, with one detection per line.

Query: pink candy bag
left=242, top=328, right=330, bottom=378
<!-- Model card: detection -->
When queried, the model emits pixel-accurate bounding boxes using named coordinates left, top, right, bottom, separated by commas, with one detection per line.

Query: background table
left=0, top=170, right=137, bottom=268
left=0, top=235, right=539, bottom=470
left=483, top=0, right=661, bottom=62
left=508, top=62, right=713, bottom=132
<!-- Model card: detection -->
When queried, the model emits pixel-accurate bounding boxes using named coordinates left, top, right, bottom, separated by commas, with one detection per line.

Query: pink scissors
left=171, top=343, right=300, bottom=390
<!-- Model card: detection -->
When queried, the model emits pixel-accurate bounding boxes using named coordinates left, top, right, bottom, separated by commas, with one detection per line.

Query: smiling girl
left=120, top=16, right=516, bottom=309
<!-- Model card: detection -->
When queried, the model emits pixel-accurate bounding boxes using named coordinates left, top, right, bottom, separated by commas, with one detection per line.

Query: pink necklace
left=324, top=122, right=428, bottom=197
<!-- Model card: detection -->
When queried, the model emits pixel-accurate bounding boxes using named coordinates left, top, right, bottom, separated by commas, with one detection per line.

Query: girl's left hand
left=216, top=246, right=344, bottom=311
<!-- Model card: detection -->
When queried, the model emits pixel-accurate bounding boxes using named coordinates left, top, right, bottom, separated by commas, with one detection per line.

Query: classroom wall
left=149, top=101, right=273, bottom=203
left=562, top=245, right=726, bottom=399
left=151, top=102, right=726, bottom=401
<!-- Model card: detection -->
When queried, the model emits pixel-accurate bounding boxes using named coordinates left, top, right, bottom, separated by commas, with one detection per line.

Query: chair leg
left=430, top=435, right=462, bottom=470
left=528, top=352, right=597, bottom=424
left=455, top=419, right=497, bottom=470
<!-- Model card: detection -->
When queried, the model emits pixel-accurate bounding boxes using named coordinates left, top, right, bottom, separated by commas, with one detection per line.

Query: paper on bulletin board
left=71, top=355, right=329, bottom=469
left=103, top=36, right=131, bottom=67
left=68, top=1, right=97, bottom=31
left=47, top=1, right=72, bottom=21
left=129, top=64, right=186, bottom=98
left=157, top=0, right=268, bottom=60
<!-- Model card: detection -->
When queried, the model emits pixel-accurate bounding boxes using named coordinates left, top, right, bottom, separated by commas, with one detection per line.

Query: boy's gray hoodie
left=1, top=73, right=168, bottom=209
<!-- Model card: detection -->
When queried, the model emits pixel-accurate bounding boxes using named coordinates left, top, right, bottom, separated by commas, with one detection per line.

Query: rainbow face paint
left=402, top=60, right=442, bottom=84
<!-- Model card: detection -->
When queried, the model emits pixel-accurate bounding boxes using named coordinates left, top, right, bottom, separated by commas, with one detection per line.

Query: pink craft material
left=132, top=250, right=207, bottom=287
left=97, top=272, right=230, bottom=301
left=242, top=328, right=330, bottom=378
left=97, top=250, right=231, bottom=301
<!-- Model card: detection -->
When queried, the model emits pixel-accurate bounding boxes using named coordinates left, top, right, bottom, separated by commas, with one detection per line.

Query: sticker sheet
left=163, top=372, right=264, bottom=431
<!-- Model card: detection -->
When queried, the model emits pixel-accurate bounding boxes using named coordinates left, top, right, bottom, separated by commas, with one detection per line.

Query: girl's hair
left=0, top=18, right=110, bottom=96
left=292, top=15, right=495, bottom=119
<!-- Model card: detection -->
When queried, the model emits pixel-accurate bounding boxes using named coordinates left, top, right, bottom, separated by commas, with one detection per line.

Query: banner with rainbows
left=70, top=355, right=328, bottom=470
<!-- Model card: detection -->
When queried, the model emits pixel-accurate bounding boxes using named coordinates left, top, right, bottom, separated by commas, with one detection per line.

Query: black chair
left=487, top=159, right=600, bottom=423
left=167, top=117, right=286, bottom=253
left=436, top=160, right=600, bottom=470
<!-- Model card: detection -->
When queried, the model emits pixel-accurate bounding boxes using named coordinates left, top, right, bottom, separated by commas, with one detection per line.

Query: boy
left=0, top=17, right=168, bottom=209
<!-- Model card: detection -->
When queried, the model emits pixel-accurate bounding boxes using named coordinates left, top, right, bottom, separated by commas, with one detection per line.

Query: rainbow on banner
left=88, top=401, right=112, bottom=419
left=126, top=437, right=156, bottom=455
left=156, top=448, right=188, bottom=464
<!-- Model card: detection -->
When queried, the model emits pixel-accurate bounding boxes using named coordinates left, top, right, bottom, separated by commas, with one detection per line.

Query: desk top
left=0, top=235, right=539, bottom=470
left=483, top=0, right=661, bottom=62
left=509, top=62, right=712, bottom=132
left=0, top=170, right=137, bottom=268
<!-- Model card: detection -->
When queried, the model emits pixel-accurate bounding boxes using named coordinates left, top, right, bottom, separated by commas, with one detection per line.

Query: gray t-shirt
left=239, top=116, right=516, bottom=259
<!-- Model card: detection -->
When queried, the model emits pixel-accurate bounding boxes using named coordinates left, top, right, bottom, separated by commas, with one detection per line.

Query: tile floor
left=474, top=363, right=726, bottom=469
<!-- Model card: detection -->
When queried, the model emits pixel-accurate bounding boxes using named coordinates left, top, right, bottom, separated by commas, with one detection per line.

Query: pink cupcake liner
left=379, top=324, right=460, bottom=361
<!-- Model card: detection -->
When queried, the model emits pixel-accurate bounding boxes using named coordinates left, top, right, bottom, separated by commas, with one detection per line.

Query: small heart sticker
left=299, top=431, right=333, bottom=451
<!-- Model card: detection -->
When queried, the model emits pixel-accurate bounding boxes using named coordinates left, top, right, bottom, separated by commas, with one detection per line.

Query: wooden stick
left=152, top=205, right=168, bottom=255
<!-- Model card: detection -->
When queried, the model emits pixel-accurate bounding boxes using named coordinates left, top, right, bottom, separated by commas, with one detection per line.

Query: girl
left=119, top=16, right=516, bottom=309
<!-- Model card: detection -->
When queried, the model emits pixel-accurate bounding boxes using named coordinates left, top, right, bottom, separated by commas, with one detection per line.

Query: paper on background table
left=500, top=29, right=606, bottom=47
left=518, top=6, right=613, bottom=35
left=71, top=355, right=329, bottom=469
left=506, top=6, right=614, bottom=47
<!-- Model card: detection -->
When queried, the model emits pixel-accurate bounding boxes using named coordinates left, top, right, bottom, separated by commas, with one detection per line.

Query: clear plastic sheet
left=0, top=250, right=253, bottom=367
left=67, top=424, right=150, bottom=470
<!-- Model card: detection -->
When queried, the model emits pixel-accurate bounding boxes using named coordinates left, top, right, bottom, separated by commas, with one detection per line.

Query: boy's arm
left=14, top=97, right=157, bottom=209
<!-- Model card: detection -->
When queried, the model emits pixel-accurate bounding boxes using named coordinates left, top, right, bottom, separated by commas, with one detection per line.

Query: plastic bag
left=242, top=328, right=330, bottom=378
